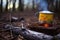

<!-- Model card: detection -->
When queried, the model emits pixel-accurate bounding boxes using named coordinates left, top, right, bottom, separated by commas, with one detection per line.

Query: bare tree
left=12, top=0, right=16, bottom=11
left=0, top=0, right=3, bottom=13
left=32, top=0, right=34, bottom=10
left=0, top=0, right=1, bottom=12
left=19, top=0, right=24, bottom=11
left=5, top=0, right=8, bottom=12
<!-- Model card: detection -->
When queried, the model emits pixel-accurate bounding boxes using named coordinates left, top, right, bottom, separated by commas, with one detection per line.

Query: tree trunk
left=0, top=0, right=1, bottom=12
left=32, top=0, right=34, bottom=10
left=0, top=0, right=3, bottom=18
left=1, top=0, right=3, bottom=13
left=19, top=0, right=23, bottom=11
left=5, top=0, right=8, bottom=12
left=13, top=0, right=16, bottom=11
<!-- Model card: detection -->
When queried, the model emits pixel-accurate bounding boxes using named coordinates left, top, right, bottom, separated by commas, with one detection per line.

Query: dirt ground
left=0, top=10, right=38, bottom=40
left=0, top=10, right=60, bottom=40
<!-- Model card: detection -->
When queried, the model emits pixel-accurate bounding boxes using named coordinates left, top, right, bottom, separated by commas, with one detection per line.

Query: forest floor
left=0, top=10, right=60, bottom=40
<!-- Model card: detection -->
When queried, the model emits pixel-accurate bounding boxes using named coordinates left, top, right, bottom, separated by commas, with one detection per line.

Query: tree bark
left=1, top=0, right=3, bottom=13
left=19, top=0, right=23, bottom=11
left=0, top=0, right=3, bottom=18
left=5, top=0, right=8, bottom=12
left=32, top=0, right=34, bottom=10
left=13, top=0, right=16, bottom=11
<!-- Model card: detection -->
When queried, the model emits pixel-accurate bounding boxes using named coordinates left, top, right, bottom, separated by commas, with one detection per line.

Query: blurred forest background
left=0, top=0, right=60, bottom=22
left=0, top=0, right=39, bottom=19
left=0, top=0, right=60, bottom=40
